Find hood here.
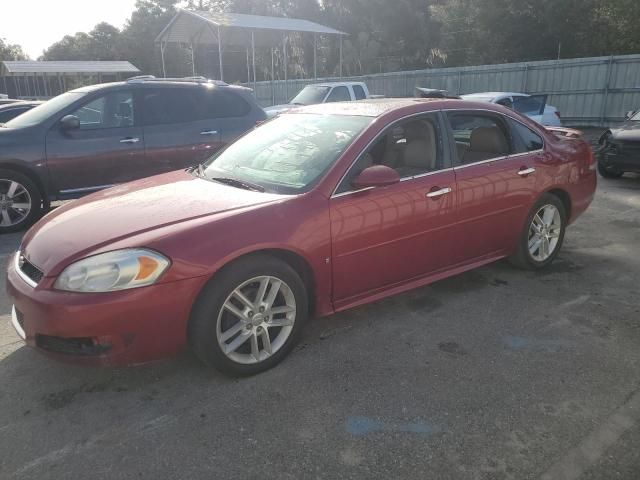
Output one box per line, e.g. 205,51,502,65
610,122,640,141
22,170,284,275
264,104,298,117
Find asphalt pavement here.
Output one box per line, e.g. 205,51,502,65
1,174,639,480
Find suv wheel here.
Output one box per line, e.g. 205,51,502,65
0,169,43,233
597,161,624,179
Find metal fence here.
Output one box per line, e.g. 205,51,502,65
248,54,640,127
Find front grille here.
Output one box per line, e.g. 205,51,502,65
36,334,111,356
19,255,44,285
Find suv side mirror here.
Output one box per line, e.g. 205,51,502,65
60,115,80,131
352,165,400,190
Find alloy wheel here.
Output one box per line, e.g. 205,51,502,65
0,179,32,227
216,275,296,365
528,204,562,262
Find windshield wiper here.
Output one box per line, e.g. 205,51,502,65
210,176,265,192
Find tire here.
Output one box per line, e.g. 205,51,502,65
509,193,567,270
597,161,624,179
188,254,308,376
0,168,43,234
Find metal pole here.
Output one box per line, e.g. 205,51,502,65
283,34,288,100
160,42,167,78
457,70,462,95
271,47,275,105
314,33,317,79
217,26,224,81
58,75,63,95
251,30,256,91
191,42,196,76
2,75,7,96
339,35,343,78
522,64,529,92
246,48,250,83
601,56,615,126
44,74,49,98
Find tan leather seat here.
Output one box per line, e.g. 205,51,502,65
463,126,509,163
396,121,437,177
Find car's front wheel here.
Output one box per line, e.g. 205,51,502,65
0,169,43,234
510,193,567,270
189,255,308,375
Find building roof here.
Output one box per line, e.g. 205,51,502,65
1,61,140,76
157,9,346,47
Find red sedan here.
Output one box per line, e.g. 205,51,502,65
7,99,596,375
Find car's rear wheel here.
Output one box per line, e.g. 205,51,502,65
597,161,624,179
0,169,43,234
189,255,308,375
510,193,567,270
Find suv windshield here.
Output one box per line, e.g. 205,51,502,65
203,113,372,194
289,86,331,105
4,92,86,128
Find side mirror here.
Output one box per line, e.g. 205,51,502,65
352,165,400,190
60,115,80,131
626,111,635,120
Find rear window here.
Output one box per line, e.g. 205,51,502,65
142,88,202,125
204,90,251,118
352,85,366,100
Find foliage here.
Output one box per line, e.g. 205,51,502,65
0,38,28,62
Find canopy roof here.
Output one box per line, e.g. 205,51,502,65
1,61,140,76
157,9,346,47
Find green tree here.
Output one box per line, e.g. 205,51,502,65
0,38,29,61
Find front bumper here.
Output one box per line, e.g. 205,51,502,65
7,254,208,366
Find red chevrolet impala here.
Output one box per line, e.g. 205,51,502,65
7,99,596,375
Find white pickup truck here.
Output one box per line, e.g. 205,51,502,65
264,82,379,117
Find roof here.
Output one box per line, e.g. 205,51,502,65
157,9,346,47
288,98,456,117
1,61,140,76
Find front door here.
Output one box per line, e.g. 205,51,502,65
46,89,146,195
330,113,457,306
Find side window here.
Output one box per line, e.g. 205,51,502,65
512,95,547,116
203,90,251,119
325,86,351,103
447,113,511,165
72,91,134,130
352,85,366,100
141,88,203,125
335,114,443,194
510,120,544,153
497,97,513,109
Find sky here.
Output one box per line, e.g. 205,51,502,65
0,0,139,59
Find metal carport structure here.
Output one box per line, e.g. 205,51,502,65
0,61,140,99
155,9,347,91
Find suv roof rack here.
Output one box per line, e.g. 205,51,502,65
126,75,227,86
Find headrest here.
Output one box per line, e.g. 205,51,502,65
470,126,508,154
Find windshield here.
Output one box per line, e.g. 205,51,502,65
203,113,372,194
289,86,331,105
631,111,640,121
4,92,86,128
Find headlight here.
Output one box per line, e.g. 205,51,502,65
54,249,170,293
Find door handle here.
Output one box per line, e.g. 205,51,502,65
426,187,452,199
200,130,218,136
517,167,536,176
120,137,140,144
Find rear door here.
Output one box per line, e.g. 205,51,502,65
445,111,539,263
140,86,224,173
45,89,147,195
330,112,457,306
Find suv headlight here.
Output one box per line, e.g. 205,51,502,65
54,249,170,293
